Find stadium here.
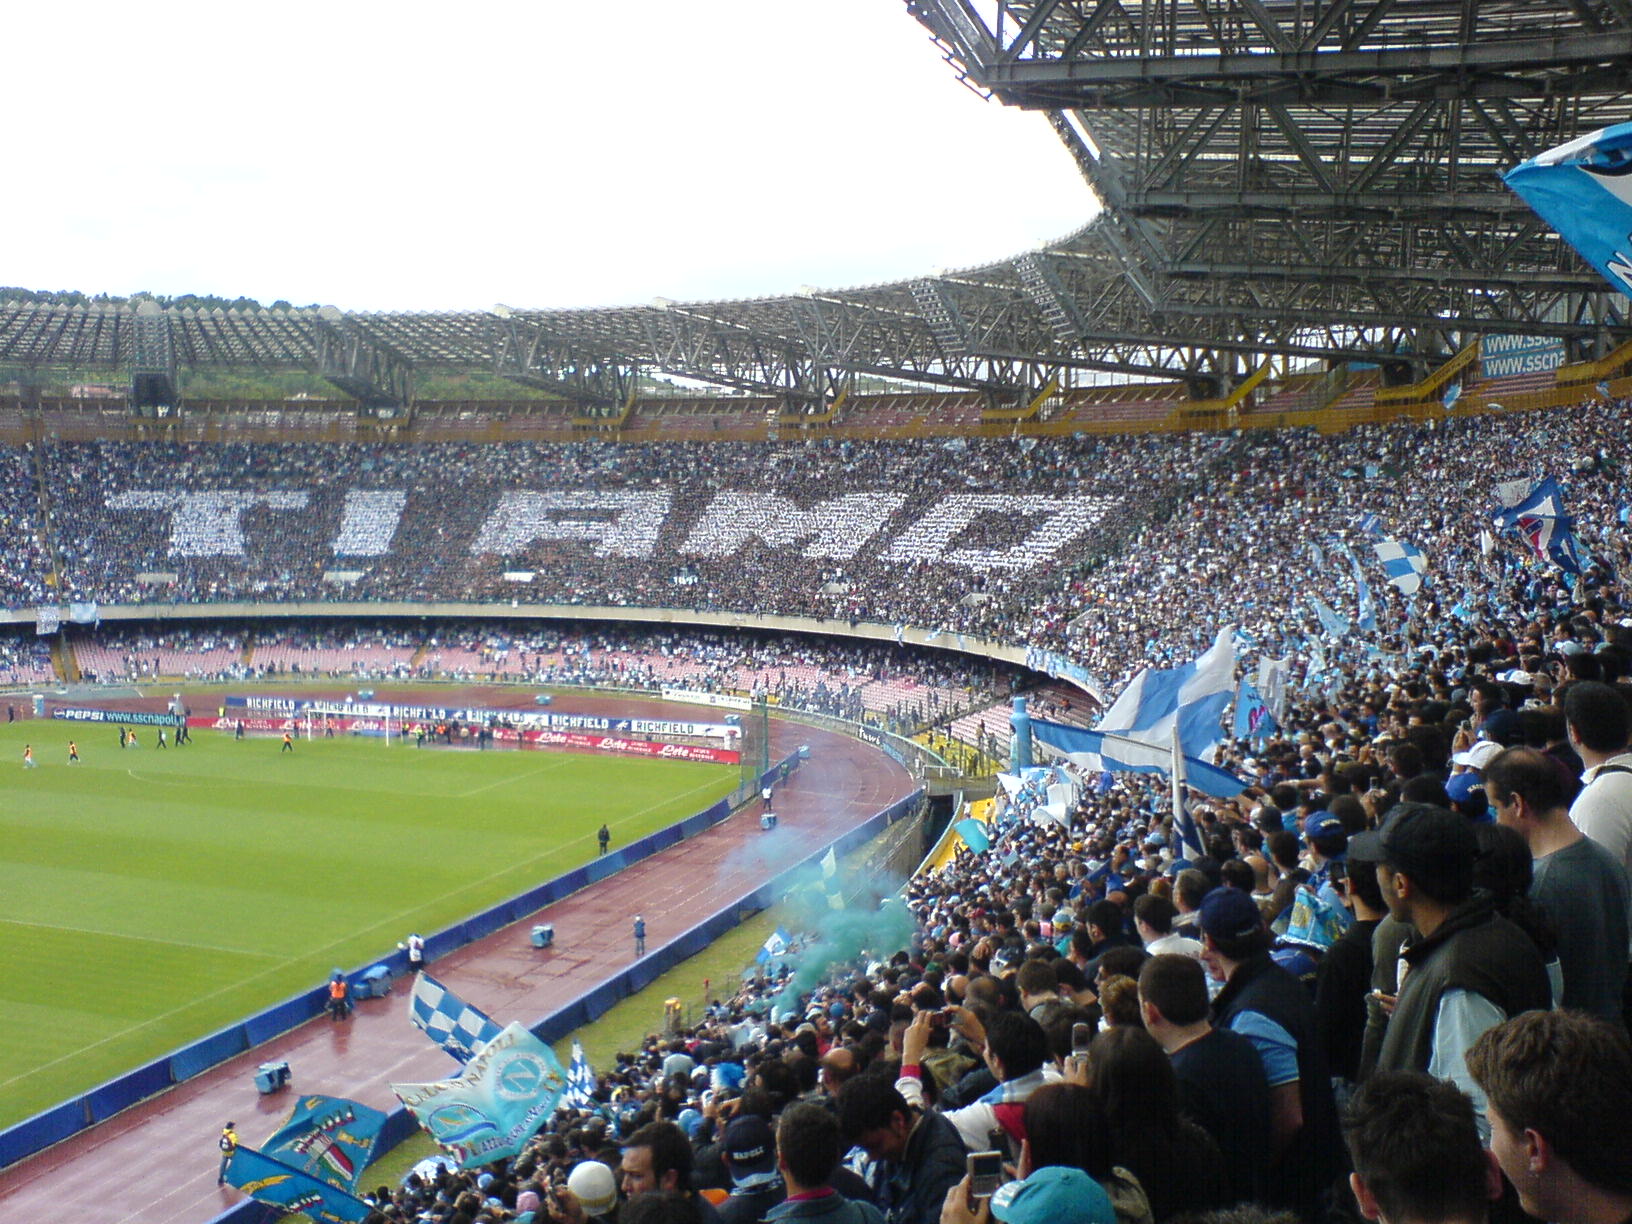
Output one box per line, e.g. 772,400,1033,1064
3,2,1632,1223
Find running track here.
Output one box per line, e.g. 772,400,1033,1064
0,695,915,1224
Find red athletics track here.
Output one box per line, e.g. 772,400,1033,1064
0,688,917,1224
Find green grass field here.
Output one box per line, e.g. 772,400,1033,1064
0,720,738,1131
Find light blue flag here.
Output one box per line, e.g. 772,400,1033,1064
1310,596,1351,640
1442,382,1463,410
1356,512,1382,537
1233,678,1277,745
1341,544,1378,632
225,1145,373,1223
1031,719,1246,800
392,1022,569,1168
1599,379,1614,399
1308,539,1327,570
68,601,99,624
409,973,505,1065
260,1094,387,1192
755,926,792,965
1094,627,1235,760
1506,122,1632,300
954,818,991,854
563,1039,597,1109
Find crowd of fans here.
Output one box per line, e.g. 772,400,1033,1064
9,402,1632,1223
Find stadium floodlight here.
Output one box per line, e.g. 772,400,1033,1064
491,304,514,319
651,297,676,310
317,305,343,323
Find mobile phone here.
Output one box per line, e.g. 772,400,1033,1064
1071,1022,1092,1056
967,1151,1004,1200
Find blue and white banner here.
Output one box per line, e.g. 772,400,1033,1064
261,1095,387,1191
393,1022,569,1168
409,974,505,1064
563,1039,597,1109
67,601,100,625
34,606,60,636
1023,646,1107,703
1031,719,1246,800
1340,544,1378,633
1479,335,1565,379
755,926,793,965
1490,476,1586,573
1506,122,1632,301
1093,627,1235,761
224,1145,373,1223
51,707,179,726
1373,536,1429,595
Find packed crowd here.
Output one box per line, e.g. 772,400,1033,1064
55,620,1008,736
323,398,1632,1224
0,403,1623,707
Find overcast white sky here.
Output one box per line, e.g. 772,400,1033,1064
1,1,1098,312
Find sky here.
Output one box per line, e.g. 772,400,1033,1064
1,1,1099,312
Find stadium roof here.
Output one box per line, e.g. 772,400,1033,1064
4,0,1631,409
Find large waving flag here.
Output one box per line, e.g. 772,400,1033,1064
393,1022,569,1168
1094,627,1235,760
409,974,505,1064
1030,720,1246,800
1491,476,1586,573
563,1039,597,1109
224,1145,373,1223
1506,123,1632,300
260,1095,387,1192
1373,536,1428,595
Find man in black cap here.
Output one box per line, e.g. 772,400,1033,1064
1372,804,1551,1136
1199,886,1342,1219
719,1113,786,1224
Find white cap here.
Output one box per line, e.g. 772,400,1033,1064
1451,739,1503,770
569,1161,618,1216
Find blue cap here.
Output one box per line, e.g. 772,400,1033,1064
1197,887,1264,943
1303,814,1346,841
991,1167,1115,1224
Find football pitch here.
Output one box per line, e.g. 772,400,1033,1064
0,720,739,1131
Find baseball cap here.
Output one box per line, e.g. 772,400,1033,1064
568,1161,618,1216
1478,709,1523,746
1302,814,1346,841
1446,771,1485,805
991,1166,1115,1224
1197,888,1263,942
1347,830,1385,865
1450,739,1503,770
723,1114,778,1185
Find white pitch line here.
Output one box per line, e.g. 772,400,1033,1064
0,916,283,959
454,757,571,798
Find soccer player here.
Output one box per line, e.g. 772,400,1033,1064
22,744,36,768
67,740,79,764
281,730,294,753
156,727,167,748
217,1120,239,1185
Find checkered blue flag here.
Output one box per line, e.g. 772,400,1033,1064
563,1039,596,1109
408,973,504,1064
